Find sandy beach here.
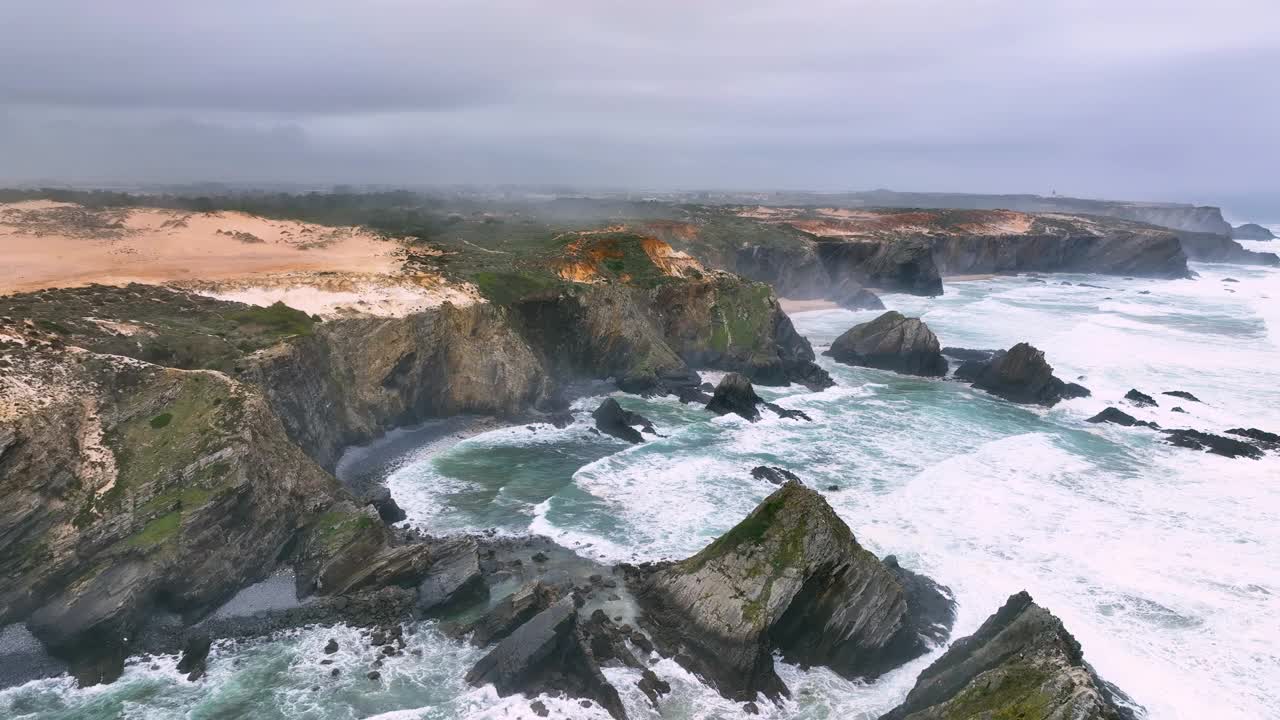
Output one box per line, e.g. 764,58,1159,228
778,297,841,313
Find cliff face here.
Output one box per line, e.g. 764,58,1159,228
662,209,1192,302
242,303,548,469
0,349,347,683
1174,230,1280,266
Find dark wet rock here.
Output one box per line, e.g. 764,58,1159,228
825,311,948,377
1172,406,1186,413
363,485,407,524
675,385,713,404
637,668,671,704
323,638,339,654
1162,390,1201,402
744,701,761,715
529,700,549,717
367,670,381,681
763,402,812,421
417,538,485,613
1162,429,1263,459
705,373,764,421
462,581,563,647
1231,223,1276,241
1223,278,1239,283
956,343,1090,406
1124,389,1157,407
465,596,637,720
629,481,955,702
941,347,997,363
1225,428,1280,450
838,288,887,311
878,591,1137,720
176,633,212,682
592,398,656,444
1087,407,1159,430
531,551,549,563
750,466,801,485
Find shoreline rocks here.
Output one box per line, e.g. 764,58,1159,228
628,481,955,702
1230,223,1276,241
825,311,948,377
1124,389,1157,407
1162,429,1263,459
592,398,657,443
1087,407,1159,429
705,373,811,422
955,343,1090,406
878,591,1137,720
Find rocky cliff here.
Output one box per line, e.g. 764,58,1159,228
1174,230,1279,266
879,591,1136,720
1232,223,1275,241
0,344,351,684
629,481,954,701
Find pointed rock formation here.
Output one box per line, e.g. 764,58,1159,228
879,591,1137,720
629,481,954,702
706,372,765,420
592,398,656,443
825,311,948,377
955,343,1090,406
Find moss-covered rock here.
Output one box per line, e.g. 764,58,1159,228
630,481,954,701
879,591,1138,720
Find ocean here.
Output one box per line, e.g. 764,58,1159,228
5,250,1279,719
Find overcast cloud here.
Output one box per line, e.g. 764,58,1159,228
1,0,1277,201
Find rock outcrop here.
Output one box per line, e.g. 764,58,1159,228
879,591,1136,720
1161,429,1263,459
1123,389,1157,408
825,311,948,377
954,343,1090,406
1175,231,1279,266
629,481,954,701
1225,427,1280,450
705,373,811,422
592,398,656,443
1087,408,1158,429
465,597,653,720
706,373,766,421
1162,390,1200,403
1231,223,1275,241
750,466,802,485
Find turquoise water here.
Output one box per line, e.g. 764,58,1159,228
5,259,1280,719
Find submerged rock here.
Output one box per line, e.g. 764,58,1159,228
630,481,954,701
825,311,948,377
1124,389,1158,407
955,343,1090,406
1087,407,1159,429
878,591,1137,720
1162,390,1201,403
1162,429,1263,459
592,398,656,443
750,466,802,485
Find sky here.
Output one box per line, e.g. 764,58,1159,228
1,0,1277,204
